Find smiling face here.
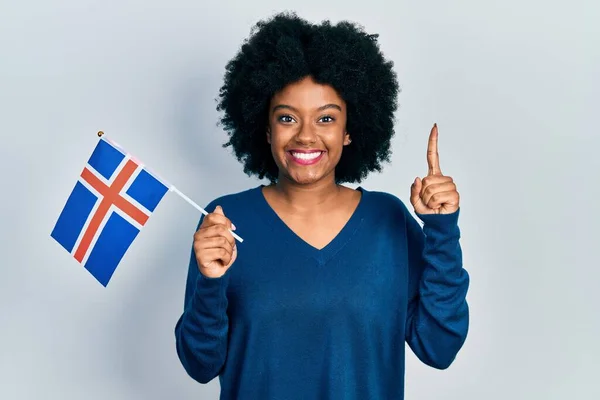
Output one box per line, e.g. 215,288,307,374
267,76,351,186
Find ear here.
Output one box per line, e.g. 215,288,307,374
266,127,271,144
343,132,351,146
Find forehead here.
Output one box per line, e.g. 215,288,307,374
270,76,345,108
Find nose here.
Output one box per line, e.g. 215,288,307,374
295,122,317,145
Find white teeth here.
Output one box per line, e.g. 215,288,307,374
292,152,321,160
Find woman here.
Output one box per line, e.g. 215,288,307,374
174,12,469,400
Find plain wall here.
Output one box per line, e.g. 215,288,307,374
1,0,598,399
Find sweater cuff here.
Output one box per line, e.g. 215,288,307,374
194,270,230,300
416,207,460,232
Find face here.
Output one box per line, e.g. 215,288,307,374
267,75,351,186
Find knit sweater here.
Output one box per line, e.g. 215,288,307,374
174,185,469,399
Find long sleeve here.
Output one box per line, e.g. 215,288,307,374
403,205,470,369
174,236,230,383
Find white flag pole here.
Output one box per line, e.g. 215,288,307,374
169,186,243,243
96,131,243,243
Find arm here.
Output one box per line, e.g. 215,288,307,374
404,205,470,369
174,215,231,383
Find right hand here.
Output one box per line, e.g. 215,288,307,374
193,205,237,278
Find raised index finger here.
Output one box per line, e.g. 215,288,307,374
427,123,442,176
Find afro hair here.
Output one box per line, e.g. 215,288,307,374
216,12,399,184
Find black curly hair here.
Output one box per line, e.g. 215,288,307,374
216,11,399,184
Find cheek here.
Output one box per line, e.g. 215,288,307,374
326,131,347,150
269,128,293,149
270,136,286,153
267,132,291,163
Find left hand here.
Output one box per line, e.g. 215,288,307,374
410,123,460,215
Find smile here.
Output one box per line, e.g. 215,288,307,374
287,151,325,165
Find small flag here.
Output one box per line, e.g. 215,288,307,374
51,137,169,286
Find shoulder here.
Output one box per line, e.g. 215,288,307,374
205,186,260,206
200,185,262,214
356,186,416,230
355,187,420,243
191,186,264,233
360,186,412,216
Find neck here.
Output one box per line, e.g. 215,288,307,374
270,175,342,213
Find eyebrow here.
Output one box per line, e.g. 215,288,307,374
271,103,342,113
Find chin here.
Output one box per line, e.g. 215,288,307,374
285,174,318,185
293,177,320,185
282,168,331,186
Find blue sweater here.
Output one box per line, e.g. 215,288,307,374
174,185,469,399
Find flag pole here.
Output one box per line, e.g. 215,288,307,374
169,186,244,243
97,130,243,243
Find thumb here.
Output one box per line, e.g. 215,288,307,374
213,205,224,215
410,177,428,213
410,177,421,204
213,205,236,230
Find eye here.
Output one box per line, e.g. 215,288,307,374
319,115,335,123
277,115,296,124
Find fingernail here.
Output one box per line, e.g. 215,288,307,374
232,223,237,231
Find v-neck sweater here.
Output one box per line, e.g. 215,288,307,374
174,185,470,400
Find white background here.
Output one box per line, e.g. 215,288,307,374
1,0,598,399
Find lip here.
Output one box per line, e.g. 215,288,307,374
286,149,325,166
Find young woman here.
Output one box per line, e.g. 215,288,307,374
174,12,469,400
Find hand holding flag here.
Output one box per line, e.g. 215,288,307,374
193,205,238,278
50,133,242,287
